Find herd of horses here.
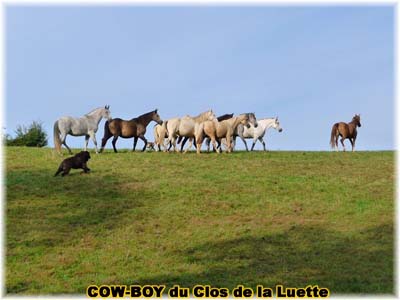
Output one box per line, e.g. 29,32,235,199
53,106,361,154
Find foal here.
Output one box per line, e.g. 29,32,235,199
330,114,361,152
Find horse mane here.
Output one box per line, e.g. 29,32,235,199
131,110,156,121
84,107,104,117
194,110,212,119
217,113,234,121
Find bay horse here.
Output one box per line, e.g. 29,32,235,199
233,117,283,151
53,105,111,154
330,114,361,152
195,114,250,154
100,109,162,153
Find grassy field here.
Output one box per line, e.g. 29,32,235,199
5,147,394,295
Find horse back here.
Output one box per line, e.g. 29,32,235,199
337,122,351,137
57,116,88,135
108,118,138,137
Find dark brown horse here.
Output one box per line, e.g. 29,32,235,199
330,114,361,152
100,109,162,153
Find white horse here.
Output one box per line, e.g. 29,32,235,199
162,110,216,152
233,117,283,151
54,106,112,154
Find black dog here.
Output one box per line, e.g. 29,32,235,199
54,151,91,177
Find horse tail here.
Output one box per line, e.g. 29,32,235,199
53,120,62,153
153,124,161,145
330,123,339,148
162,120,168,130
104,120,111,136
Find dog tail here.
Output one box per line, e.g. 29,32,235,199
53,120,62,153
330,123,339,149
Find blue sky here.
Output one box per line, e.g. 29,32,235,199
6,5,394,151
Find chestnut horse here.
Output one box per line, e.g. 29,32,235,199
100,109,162,153
330,114,361,152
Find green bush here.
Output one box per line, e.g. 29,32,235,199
6,121,48,147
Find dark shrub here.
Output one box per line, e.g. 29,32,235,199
6,121,48,147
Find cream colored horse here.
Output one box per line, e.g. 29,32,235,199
195,114,250,154
162,110,216,152
153,123,168,151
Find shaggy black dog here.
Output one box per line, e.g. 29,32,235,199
54,151,91,177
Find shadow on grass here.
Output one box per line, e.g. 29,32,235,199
135,224,393,295
6,168,153,249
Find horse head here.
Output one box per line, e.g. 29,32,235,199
103,105,112,121
247,113,258,128
208,110,217,121
353,114,361,127
274,116,283,132
152,109,163,125
240,114,250,127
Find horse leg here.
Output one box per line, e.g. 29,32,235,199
89,131,99,154
335,133,339,152
196,136,204,154
340,137,346,152
212,138,220,154
133,137,139,151
205,137,211,152
84,135,90,151
100,132,112,153
259,137,266,151
226,135,233,153
251,138,257,151
139,135,147,152
112,136,119,153
240,135,249,151
60,133,73,154
172,136,179,152
351,138,355,152
232,136,236,151
184,138,193,153
180,137,188,152
216,139,222,152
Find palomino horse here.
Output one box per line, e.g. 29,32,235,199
207,113,258,152
179,113,234,152
54,105,111,154
153,121,174,152
330,114,361,152
233,117,283,151
195,114,250,154
162,110,216,152
100,109,162,153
